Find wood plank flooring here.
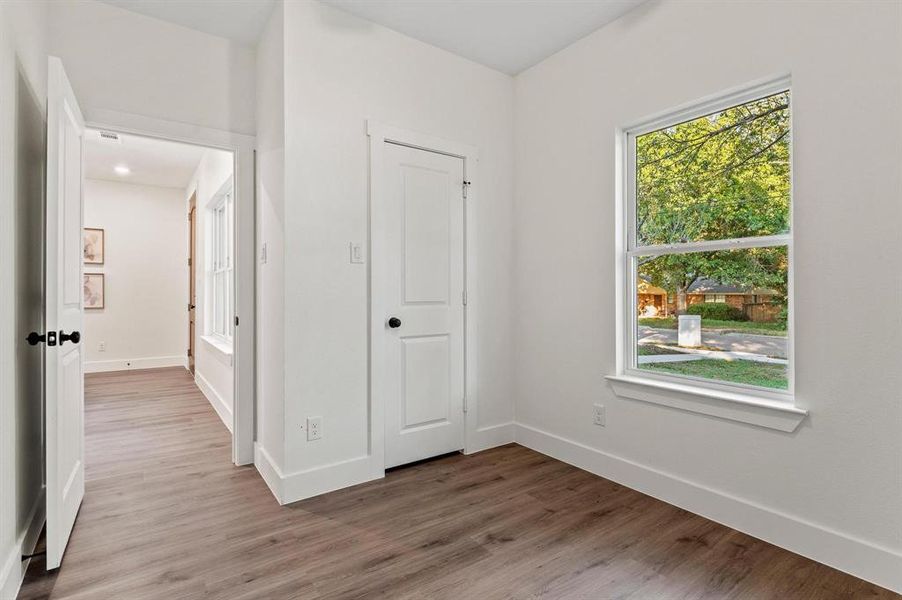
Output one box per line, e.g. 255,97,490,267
19,367,897,599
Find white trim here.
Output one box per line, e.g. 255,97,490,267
257,442,383,506
281,456,382,505
606,375,806,432
616,76,796,403
0,488,45,600
201,335,234,367
253,442,284,504
84,355,187,373
195,371,233,433
514,424,902,594
366,120,481,475
463,422,515,454
85,108,255,465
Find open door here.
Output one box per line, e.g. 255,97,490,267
45,56,86,570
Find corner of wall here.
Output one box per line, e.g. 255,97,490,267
0,488,45,600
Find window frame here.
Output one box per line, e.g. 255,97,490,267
208,179,234,344
617,76,795,403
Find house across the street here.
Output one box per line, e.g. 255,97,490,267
638,277,780,322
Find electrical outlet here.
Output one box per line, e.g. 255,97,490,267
593,404,605,427
98,341,105,352
307,416,323,441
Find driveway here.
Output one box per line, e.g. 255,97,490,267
639,326,787,359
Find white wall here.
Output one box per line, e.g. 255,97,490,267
0,1,47,596
255,2,285,470
513,0,902,591
252,0,516,499
47,0,256,135
82,179,187,372
187,149,235,430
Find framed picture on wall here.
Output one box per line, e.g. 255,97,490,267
84,273,104,309
84,227,104,264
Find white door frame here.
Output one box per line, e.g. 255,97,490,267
366,120,479,475
85,108,256,466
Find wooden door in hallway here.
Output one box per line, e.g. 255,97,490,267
188,193,196,374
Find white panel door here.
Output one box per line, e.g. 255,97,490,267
45,57,86,570
383,143,465,469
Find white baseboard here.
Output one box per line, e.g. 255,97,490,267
267,422,513,506
254,443,383,506
514,423,902,594
254,442,284,504
195,371,233,433
84,355,186,373
0,487,45,600
466,421,515,454
280,455,381,505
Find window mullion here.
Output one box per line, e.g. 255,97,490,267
628,234,791,258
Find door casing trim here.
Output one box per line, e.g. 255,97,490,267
366,120,479,477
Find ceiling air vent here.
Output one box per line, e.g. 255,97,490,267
98,131,121,144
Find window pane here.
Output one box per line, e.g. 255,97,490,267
636,91,790,245
636,246,788,390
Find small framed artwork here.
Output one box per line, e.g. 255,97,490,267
84,228,104,264
84,273,104,309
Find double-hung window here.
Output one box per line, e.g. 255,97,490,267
621,80,792,399
209,182,234,342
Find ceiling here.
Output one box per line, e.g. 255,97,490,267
97,0,276,45
84,130,209,189
98,0,646,75
320,0,648,75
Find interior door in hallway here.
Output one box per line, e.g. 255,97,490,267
45,56,86,570
382,142,465,469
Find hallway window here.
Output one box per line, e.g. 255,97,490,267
210,182,233,341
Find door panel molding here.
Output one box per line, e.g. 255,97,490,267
367,121,480,476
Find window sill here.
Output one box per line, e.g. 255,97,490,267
201,335,233,367
605,375,807,432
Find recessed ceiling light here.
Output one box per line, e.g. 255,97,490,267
114,164,130,176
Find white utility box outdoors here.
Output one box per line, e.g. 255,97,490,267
678,314,702,347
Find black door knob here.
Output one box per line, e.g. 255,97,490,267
59,330,81,345
388,317,402,329
25,332,45,346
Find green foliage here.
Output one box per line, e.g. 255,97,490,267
636,92,791,307
776,306,789,327
686,302,747,321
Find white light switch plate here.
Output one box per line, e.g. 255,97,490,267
349,242,364,264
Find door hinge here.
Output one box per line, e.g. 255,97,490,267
187,257,192,266
463,395,468,413
462,290,467,306
234,315,239,327
462,180,471,199
187,348,192,357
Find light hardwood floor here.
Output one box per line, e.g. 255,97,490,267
19,367,897,599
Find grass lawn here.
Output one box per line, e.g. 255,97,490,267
638,316,786,337
639,358,787,389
